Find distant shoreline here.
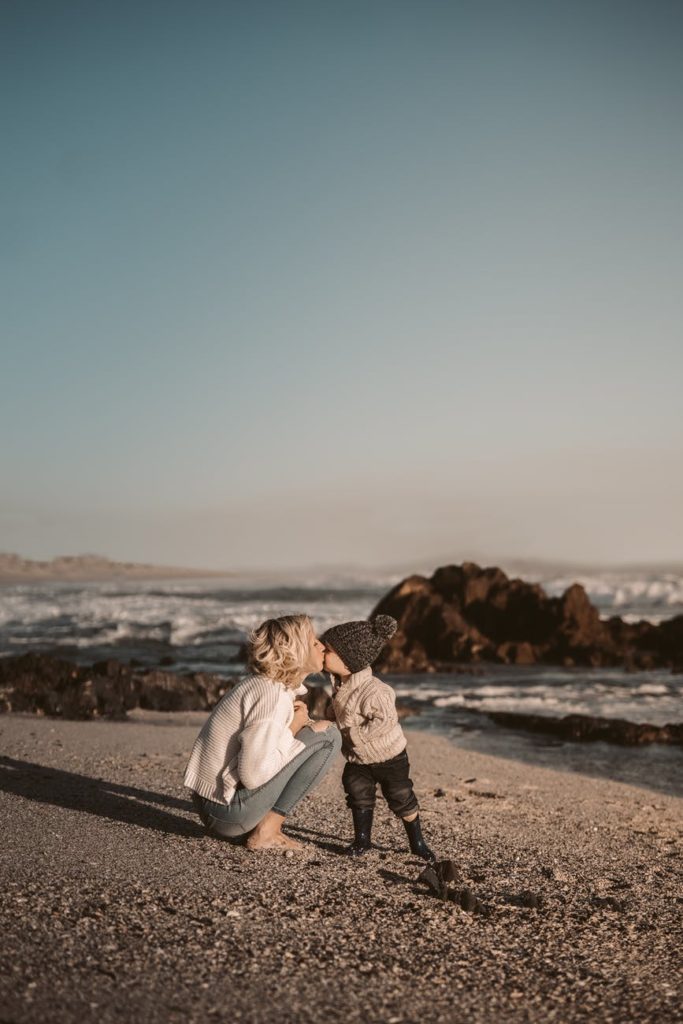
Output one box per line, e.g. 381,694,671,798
0,553,231,584
2,551,683,585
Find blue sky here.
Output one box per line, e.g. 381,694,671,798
2,0,682,570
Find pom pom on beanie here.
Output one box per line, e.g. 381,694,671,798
373,614,397,642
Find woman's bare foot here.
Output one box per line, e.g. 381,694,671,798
245,810,304,852
278,833,303,850
246,832,303,852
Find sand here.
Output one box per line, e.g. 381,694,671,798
0,553,230,583
1,711,682,1024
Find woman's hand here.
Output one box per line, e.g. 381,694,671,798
289,700,311,735
307,720,333,733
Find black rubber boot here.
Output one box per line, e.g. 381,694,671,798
348,808,373,857
403,814,436,862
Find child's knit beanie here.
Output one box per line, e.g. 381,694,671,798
320,615,397,674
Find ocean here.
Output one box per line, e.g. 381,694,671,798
1,567,682,728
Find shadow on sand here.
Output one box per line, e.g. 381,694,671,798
0,756,204,838
285,822,406,856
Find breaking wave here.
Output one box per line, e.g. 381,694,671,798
0,570,681,726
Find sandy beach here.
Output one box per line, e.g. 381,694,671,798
1,712,681,1024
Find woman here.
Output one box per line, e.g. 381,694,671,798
184,614,341,851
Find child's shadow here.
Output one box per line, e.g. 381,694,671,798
285,824,351,855
286,823,397,856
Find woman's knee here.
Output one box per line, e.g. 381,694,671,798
304,724,341,750
208,816,250,840
326,725,342,751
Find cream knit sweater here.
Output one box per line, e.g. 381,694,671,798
183,674,307,804
331,666,406,765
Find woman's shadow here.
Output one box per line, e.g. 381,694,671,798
0,756,204,838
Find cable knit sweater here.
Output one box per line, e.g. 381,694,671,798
331,666,406,765
183,674,307,804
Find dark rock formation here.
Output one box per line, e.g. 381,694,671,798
485,710,683,746
0,653,234,719
372,562,683,672
0,656,417,723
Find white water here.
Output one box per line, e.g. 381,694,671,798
539,571,683,623
1,569,681,726
392,669,682,727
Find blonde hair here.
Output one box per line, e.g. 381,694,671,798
248,614,314,690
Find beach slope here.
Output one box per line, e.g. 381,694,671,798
1,713,681,1024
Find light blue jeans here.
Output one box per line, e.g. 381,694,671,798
192,725,341,839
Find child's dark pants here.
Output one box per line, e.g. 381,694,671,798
342,750,419,817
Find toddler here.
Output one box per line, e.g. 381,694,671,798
321,614,435,861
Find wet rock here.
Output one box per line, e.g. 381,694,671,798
0,653,235,719
497,641,536,665
136,669,231,712
458,887,484,914
485,711,683,747
372,561,683,672
418,859,463,901
459,888,478,912
0,654,132,720
419,865,444,898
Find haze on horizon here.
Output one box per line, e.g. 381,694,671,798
2,1,682,573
